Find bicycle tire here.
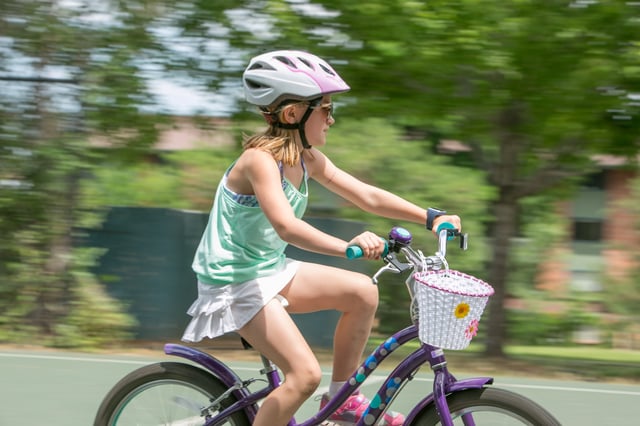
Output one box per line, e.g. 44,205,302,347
409,387,561,425
94,361,251,426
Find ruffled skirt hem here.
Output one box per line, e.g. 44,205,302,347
182,259,299,342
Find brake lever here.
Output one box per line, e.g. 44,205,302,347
437,228,469,256
372,253,412,284
459,233,468,250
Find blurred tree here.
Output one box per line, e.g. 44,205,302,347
190,0,640,356
0,1,167,346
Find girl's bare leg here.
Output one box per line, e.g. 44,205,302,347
238,298,322,426
279,262,378,381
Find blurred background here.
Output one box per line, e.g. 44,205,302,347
1,0,639,379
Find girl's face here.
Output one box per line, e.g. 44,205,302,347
304,96,335,147
283,96,334,149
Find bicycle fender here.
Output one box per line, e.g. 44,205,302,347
404,377,494,423
164,343,254,401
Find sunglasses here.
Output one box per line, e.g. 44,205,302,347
311,102,334,117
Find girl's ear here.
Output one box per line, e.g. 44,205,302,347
284,105,298,124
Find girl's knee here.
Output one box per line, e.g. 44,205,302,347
304,365,323,394
288,363,322,397
353,273,379,309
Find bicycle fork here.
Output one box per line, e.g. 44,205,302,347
404,345,494,426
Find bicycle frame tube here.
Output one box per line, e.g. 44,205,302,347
299,325,419,426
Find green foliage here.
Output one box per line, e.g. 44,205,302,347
83,147,240,211
506,305,600,346
86,163,189,209
1,1,167,347
0,228,45,342
52,248,137,348
0,239,134,347
169,148,242,210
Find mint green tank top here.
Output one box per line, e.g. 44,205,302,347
192,162,308,286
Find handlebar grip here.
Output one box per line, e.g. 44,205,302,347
346,246,364,259
346,240,389,259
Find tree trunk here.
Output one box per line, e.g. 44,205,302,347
483,105,523,357
483,192,519,357
34,169,80,333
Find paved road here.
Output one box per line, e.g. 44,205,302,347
1,348,639,425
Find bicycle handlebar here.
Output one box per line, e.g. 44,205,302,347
346,222,464,260
346,223,468,285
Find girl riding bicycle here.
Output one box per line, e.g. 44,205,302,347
182,49,461,426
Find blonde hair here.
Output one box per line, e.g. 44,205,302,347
242,104,303,166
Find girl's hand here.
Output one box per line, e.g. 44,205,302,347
432,215,462,236
347,231,386,259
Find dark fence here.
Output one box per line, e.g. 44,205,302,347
85,207,366,347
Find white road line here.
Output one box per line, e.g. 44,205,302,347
498,382,640,396
0,352,152,365
406,376,640,396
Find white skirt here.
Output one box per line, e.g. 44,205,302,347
182,259,300,342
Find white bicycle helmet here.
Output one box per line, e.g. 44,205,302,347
243,50,350,108
242,50,350,149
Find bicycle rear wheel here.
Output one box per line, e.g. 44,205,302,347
409,387,561,425
94,362,251,426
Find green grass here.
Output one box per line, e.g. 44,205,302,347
506,345,640,363
503,345,640,381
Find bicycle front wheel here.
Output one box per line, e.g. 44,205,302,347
94,362,251,426
410,387,561,425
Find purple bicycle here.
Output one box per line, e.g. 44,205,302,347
94,226,561,425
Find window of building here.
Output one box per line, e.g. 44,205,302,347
580,170,606,190
573,220,603,242
569,173,607,292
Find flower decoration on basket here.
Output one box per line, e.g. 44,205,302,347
465,319,479,340
454,302,470,319
414,269,494,350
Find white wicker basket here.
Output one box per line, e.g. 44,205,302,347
415,269,494,350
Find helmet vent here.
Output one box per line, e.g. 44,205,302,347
248,62,275,71
297,56,313,70
244,78,263,89
275,55,296,68
319,63,336,76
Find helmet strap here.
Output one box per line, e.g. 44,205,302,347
274,98,321,150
